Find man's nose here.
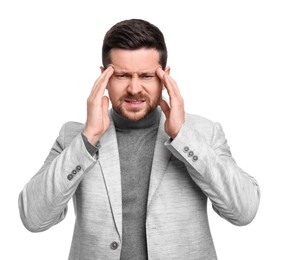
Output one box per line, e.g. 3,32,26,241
127,76,142,94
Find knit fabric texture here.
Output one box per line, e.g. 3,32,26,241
111,108,161,260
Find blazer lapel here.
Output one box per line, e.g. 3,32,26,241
98,116,122,239
147,113,171,209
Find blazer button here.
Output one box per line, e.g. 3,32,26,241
110,241,119,250
76,165,82,171
67,174,73,180
192,155,198,162
72,170,77,175
188,151,194,157
183,146,189,153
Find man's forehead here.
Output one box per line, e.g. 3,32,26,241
109,48,161,72
111,65,159,74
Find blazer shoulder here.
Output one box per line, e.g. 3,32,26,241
63,121,84,132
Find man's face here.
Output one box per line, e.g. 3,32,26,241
106,48,167,121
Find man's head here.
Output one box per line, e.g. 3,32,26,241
102,19,169,121
102,19,167,69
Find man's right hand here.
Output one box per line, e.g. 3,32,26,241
83,66,114,145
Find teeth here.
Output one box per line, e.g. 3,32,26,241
127,100,143,103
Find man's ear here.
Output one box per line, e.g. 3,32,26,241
165,66,170,75
100,66,105,74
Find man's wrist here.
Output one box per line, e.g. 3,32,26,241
81,133,101,156
82,129,101,146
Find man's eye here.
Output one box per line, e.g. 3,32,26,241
116,74,129,79
141,75,154,80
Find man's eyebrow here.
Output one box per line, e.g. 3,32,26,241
139,72,155,75
113,71,132,77
113,69,156,76
115,71,155,74
113,69,129,74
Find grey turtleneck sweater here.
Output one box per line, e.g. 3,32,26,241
111,108,161,260
82,108,161,259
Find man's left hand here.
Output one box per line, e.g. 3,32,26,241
157,67,185,139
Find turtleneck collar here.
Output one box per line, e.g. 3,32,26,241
111,107,161,130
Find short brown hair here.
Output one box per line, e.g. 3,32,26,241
102,19,167,69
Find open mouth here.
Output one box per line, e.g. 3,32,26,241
123,98,146,109
124,99,145,104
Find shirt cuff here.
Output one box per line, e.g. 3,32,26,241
81,133,101,157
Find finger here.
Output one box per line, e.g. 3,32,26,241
89,66,114,100
163,74,182,98
90,66,113,97
156,67,166,82
156,67,170,92
159,98,170,119
102,96,109,114
156,67,180,97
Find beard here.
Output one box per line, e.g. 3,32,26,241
112,93,161,121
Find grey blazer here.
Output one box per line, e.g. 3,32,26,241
19,111,260,260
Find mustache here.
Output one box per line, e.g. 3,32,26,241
120,93,148,100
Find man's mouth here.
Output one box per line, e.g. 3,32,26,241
122,98,147,110
124,99,145,104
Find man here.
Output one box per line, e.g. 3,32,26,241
19,19,260,260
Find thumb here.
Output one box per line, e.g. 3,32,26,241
159,98,170,119
102,96,109,113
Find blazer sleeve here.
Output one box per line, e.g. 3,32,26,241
18,122,97,232
165,121,260,226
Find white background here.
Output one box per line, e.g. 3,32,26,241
1,0,281,259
